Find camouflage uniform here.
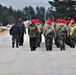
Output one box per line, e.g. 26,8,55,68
18,22,26,46
43,24,55,51
54,23,61,47
28,24,38,51
68,23,76,48
56,24,69,50
36,23,43,47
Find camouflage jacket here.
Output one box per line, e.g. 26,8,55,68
57,24,69,37
36,24,43,34
43,25,55,37
18,22,26,33
28,24,38,38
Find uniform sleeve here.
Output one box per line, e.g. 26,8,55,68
52,26,56,39
43,26,46,36
9,26,13,35
35,25,39,35
22,23,26,34
65,25,69,37
40,24,43,34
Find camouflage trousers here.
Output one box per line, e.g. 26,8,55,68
69,35,75,48
58,32,66,50
55,31,66,50
45,33,53,51
36,34,42,47
12,35,20,47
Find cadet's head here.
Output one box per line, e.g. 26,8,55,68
47,21,52,25
47,18,52,22
18,18,22,23
59,19,66,25
71,21,75,26
31,19,36,24
36,19,41,24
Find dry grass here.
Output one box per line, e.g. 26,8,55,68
0,29,9,36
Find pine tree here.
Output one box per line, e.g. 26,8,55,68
48,0,76,19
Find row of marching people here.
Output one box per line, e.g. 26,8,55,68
54,18,76,50
43,17,76,51
28,18,56,51
9,17,76,51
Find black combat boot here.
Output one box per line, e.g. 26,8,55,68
12,43,14,48
49,47,52,51
46,47,49,51
37,45,40,47
63,46,65,50
60,46,63,51
16,45,19,48
31,48,33,51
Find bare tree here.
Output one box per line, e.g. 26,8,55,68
7,16,15,24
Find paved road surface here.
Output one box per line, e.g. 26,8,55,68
0,30,76,75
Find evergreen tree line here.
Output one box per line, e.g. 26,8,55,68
0,0,76,25
0,4,46,26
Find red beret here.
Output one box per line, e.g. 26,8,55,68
31,19,36,24
47,21,52,25
18,18,22,21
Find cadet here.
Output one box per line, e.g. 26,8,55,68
56,19,69,50
28,19,38,51
18,18,26,46
43,19,55,51
36,19,43,47
68,19,75,48
54,18,61,47
9,22,21,48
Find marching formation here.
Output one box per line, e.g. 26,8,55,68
9,17,76,51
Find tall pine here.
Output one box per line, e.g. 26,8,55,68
48,0,76,20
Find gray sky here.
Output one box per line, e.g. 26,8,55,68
0,0,53,10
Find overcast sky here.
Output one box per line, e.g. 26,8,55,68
0,0,53,10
